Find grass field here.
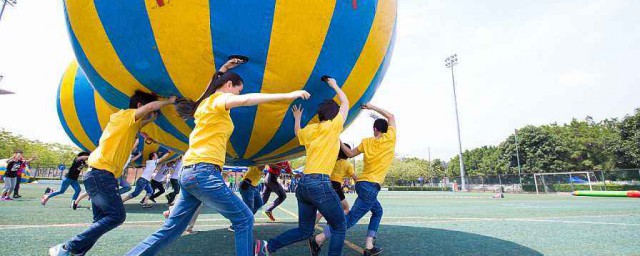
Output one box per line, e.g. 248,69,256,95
1,183,639,255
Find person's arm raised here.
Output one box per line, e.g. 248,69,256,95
322,76,349,119
225,90,310,110
362,103,395,128
292,105,304,136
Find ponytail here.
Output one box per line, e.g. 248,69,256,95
174,71,244,120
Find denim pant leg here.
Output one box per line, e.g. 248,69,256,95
367,199,383,238
129,178,148,198
253,187,264,213
267,182,316,253
70,179,82,201
66,170,126,255
240,186,255,214
48,178,71,198
315,181,346,256
193,166,254,256
126,174,202,256
323,182,377,239
118,176,132,195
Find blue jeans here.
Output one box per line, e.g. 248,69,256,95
48,177,82,200
239,184,263,214
127,163,254,256
267,174,346,256
65,169,126,254
118,175,132,195
323,181,383,239
129,178,152,198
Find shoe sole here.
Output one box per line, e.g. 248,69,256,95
367,249,384,256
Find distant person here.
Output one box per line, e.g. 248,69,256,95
165,158,183,205
262,161,293,221
2,150,30,200
149,162,171,203
48,90,176,256
41,152,90,207
311,103,396,256
122,151,172,208
13,153,35,198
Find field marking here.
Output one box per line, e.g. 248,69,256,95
277,206,365,254
2,214,637,230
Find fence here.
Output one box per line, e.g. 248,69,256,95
387,169,640,193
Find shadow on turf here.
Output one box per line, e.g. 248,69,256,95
158,224,542,256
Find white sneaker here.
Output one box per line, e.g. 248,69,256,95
49,244,70,256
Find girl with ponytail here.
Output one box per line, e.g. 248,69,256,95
128,56,310,256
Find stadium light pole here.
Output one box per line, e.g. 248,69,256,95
445,54,467,191
514,129,523,188
0,0,17,22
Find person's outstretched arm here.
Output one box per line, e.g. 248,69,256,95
362,103,395,127
340,141,361,158
157,151,173,163
225,90,310,110
135,96,177,121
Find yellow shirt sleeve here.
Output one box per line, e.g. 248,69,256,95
347,162,355,177
297,126,310,145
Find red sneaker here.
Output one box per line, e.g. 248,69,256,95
264,211,276,222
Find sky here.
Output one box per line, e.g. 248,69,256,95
1,0,639,161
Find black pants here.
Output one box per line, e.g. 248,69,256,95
165,178,180,204
149,180,165,200
262,173,287,212
14,174,21,196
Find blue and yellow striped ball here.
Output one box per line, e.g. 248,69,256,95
63,0,397,166
57,62,180,166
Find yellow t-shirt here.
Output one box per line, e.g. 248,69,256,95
357,126,397,184
297,114,345,175
243,166,263,187
183,92,234,167
88,109,142,178
330,159,355,184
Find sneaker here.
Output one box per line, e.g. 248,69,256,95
4,197,13,201
254,240,270,256
227,225,235,232
363,246,383,256
264,211,276,222
41,195,49,206
308,237,321,256
72,201,79,210
44,187,52,194
13,194,21,198
142,203,154,208
163,210,170,219
48,244,70,256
